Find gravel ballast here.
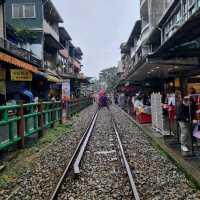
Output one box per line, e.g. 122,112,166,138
2,104,200,200
111,105,200,200
58,107,132,200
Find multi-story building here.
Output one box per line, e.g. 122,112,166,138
137,0,172,58
0,0,85,100
120,0,200,94
58,27,83,97
0,0,47,101
5,0,63,68
58,27,73,78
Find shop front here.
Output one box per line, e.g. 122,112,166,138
0,51,39,104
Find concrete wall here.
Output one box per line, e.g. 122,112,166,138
149,0,172,28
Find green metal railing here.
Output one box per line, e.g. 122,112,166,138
0,98,93,151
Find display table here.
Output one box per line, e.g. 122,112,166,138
136,112,152,124
135,106,152,124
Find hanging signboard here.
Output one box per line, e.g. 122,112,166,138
0,69,6,80
10,69,32,81
0,81,6,95
175,78,180,87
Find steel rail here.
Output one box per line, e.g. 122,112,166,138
111,114,140,200
74,111,98,173
49,110,98,200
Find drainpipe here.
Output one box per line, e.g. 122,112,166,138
157,27,163,45
41,0,48,68
2,0,6,39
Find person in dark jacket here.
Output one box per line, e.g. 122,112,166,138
98,90,109,109
0,94,6,106
176,93,193,154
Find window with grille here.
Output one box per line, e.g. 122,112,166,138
12,3,36,18
12,4,23,18
24,4,35,18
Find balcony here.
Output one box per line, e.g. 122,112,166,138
44,52,58,72
59,48,69,59
44,19,59,42
0,37,41,66
73,58,81,71
140,23,151,43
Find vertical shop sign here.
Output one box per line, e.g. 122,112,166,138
61,80,71,123
62,80,70,101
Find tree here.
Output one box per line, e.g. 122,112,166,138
91,79,101,94
99,67,118,93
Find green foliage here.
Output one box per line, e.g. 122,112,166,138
15,28,38,44
0,122,73,190
91,79,101,94
99,67,118,93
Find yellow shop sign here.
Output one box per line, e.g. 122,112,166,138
11,69,32,81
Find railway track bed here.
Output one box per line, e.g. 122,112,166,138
52,107,139,200
5,105,199,200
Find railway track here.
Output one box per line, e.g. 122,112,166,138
50,108,140,200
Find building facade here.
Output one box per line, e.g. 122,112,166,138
0,0,85,101
119,0,200,94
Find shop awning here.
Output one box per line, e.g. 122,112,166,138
47,75,62,83
0,52,38,73
36,70,63,83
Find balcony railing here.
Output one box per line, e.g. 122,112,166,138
44,19,59,42
0,37,42,67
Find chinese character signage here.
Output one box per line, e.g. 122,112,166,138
10,69,32,81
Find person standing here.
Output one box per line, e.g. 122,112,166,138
176,93,193,155
118,93,125,108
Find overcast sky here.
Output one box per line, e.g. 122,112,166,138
55,0,140,78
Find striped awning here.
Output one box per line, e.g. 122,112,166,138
36,71,62,83
47,75,62,83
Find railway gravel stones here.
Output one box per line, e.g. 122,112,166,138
111,105,199,200
1,105,96,200
58,107,133,200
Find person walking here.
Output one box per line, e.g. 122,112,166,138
118,93,125,108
